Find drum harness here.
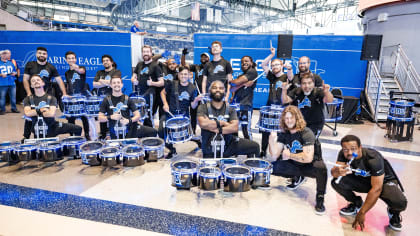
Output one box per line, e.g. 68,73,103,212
107,95,129,139
207,102,230,159
30,95,51,139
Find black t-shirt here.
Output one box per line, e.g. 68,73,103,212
233,68,258,108
288,87,325,125
203,59,233,89
337,148,397,182
23,93,57,126
133,61,162,95
291,73,323,89
99,94,137,129
24,61,59,91
65,66,86,95
164,80,197,116
190,64,205,93
93,69,121,96
266,71,288,105
162,64,178,83
277,127,315,162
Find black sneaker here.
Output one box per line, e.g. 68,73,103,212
339,200,363,216
286,176,306,190
315,194,326,215
260,151,266,158
166,150,177,159
388,208,402,231
11,109,20,113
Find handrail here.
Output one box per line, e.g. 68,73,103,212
365,61,388,121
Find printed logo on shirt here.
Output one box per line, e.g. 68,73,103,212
164,74,173,81
112,102,126,113
217,115,227,122
298,96,311,109
104,75,111,81
213,65,224,74
275,81,282,89
71,73,80,83
141,67,149,75
179,91,190,101
37,101,48,109
198,69,203,76
287,140,303,154
39,69,50,79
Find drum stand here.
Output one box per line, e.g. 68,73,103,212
34,116,48,139
385,118,414,142
211,134,225,158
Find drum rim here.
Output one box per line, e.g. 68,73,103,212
199,166,222,177
326,98,344,105
100,147,120,158
171,160,199,173
141,137,164,149
62,136,86,145
121,144,144,157
223,165,251,178
243,158,272,171
13,144,37,151
80,141,104,154
39,141,62,150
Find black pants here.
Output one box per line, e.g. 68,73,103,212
272,159,328,195
23,119,32,139
110,123,157,140
239,109,252,140
99,122,108,139
158,114,176,153
307,122,324,136
31,122,82,138
67,116,90,138
190,106,198,134
331,175,407,214
203,137,260,158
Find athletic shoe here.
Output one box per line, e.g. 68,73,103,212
339,198,363,216
166,149,177,159
286,176,306,190
11,109,20,113
315,194,326,215
388,208,402,231
260,151,266,158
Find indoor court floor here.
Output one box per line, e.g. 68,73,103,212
0,105,419,236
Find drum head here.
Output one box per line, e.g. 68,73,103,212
219,158,237,166
40,141,61,149
0,141,18,150
199,166,221,177
80,141,103,153
224,165,251,178
166,117,190,128
63,136,86,144
243,159,271,171
86,96,102,102
141,138,164,147
14,144,37,151
101,147,119,158
122,145,144,155
172,160,198,171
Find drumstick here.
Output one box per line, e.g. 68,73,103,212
270,40,273,49
335,152,357,184
252,72,266,82
326,160,369,177
195,80,201,95
167,110,175,118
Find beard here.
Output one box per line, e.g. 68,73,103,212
210,92,225,102
37,56,46,62
143,55,151,61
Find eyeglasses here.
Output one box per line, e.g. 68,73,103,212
271,64,282,67
342,147,358,153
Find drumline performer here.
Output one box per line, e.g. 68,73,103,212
159,66,203,159
291,56,324,89
268,105,327,215
98,75,157,140
23,75,81,138
197,80,260,158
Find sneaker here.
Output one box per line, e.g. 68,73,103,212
339,199,363,216
11,109,20,113
388,208,402,231
315,194,326,215
165,150,177,159
260,151,266,158
286,176,306,190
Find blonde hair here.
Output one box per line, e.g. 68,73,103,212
280,105,306,132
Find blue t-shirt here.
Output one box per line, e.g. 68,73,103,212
130,25,144,33
0,60,17,86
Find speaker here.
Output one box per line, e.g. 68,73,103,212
277,34,293,59
361,34,382,61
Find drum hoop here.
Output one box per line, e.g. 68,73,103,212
199,166,221,177
326,99,344,105
14,144,37,151
141,138,164,149
121,145,144,156
63,136,86,145
171,160,199,173
39,142,62,150
80,141,103,154
223,165,251,178
243,158,272,171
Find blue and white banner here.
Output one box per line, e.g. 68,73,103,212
194,34,368,108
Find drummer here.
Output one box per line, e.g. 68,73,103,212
259,45,293,157
98,75,157,140
291,56,324,89
197,80,260,158
23,75,82,137
159,66,203,159
230,55,258,140
268,105,327,215
64,51,90,140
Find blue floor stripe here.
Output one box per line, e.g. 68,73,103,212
0,182,303,236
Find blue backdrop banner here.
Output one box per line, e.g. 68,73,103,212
194,34,367,108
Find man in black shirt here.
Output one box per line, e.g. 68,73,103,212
22,47,68,140
98,76,157,140
282,72,334,135
291,56,324,89
231,56,258,140
93,55,121,140
331,135,407,231
159,66,203,158
131,45,164,127
197,80,259,158
23,75,81,138
268,105,327,215
64,51,91,140
202,41,233,102
259,46,293,156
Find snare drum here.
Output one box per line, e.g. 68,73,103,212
202,93,211,103
100,146,120,167
84,96,103,117
198,166,222,190
121,145,145,167
325,98,343,122
62,136,86,158
230,103,240,112
165,116,193,144
388,98,415,122
257,105,284,132
13,144,38,162
243,158,272,187
218,158,237,168
62,94,86,117
129,94,148,120
140,137,165,162
0,141,18,162
38,141,63,162
222,165,252,192
80,141,104,166
171,160,199,189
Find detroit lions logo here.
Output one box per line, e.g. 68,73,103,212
275,81,282,89
198,69,203,76
39,69,49,78
104,75,111,81
164,74,173,81
71,73,80,83
217,115,227,122
179,91,190,101
37,101,48,109
112,102,126,113
213,65,224,74
298,96,311,109
287,140,303,154
141,67,149,75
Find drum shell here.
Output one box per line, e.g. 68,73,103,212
257,106,283,132
80,141,104,166
84,96,102,117
100,147,121,167
223,166,252,192
141,138,164,162
38,143,63,162
0,149,13,162
62,137,86,158
13,145,38,162
122,154,145,167
388,98,415,121
63,95,86,117
325,98,343,122
198,167,221,191
171,172,198,189
81,153,101,166
243,159,272,187
166,117,192,144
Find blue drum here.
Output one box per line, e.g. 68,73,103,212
218,158,237,169
84,96,103,117
0,141,18,162
129,94,148,120
100,146,120,167
165,116,193,144
222,165,252,192
62,136,86,158
230,103,240,112
38,141,63,162
171,160,199,189
257,105,284,132
325,98,344,122
140,137,165,162
80,141,104,166
198,166,222,190
242,158,272,187
62,94,86,117
13,144,38,162
121,145,145,167
388,98,415,122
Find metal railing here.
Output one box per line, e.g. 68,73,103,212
366,61,388,121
